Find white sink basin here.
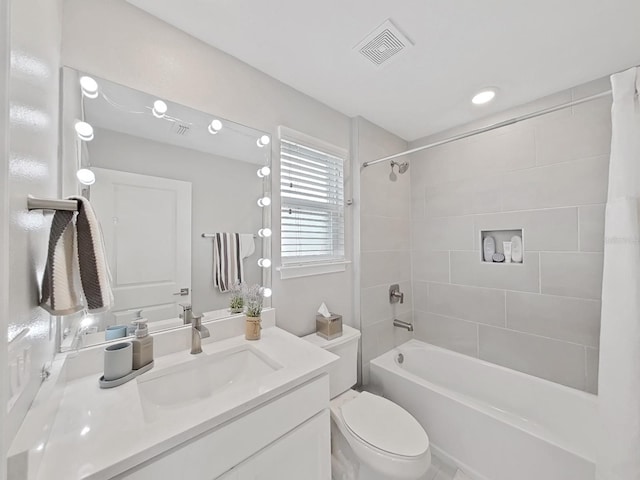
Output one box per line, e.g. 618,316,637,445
137,345,281,419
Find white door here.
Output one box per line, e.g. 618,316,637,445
90,167,192,322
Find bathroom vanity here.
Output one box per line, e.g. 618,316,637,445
10,313,336,480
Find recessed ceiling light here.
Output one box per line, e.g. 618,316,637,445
472,89,496,105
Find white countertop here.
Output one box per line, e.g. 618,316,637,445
27,326,336,480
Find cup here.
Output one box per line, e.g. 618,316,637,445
105,325,128,341
103,342,133,381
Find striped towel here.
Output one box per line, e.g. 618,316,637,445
213,233,243,293
40,196,113,315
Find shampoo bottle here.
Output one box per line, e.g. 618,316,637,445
132,318,154,370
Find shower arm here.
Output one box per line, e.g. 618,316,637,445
362,90,612,168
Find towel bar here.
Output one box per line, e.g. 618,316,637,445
27,196,78,212
202,233,257,238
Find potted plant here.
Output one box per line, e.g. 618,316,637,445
244,284,263,340
229,282,244,314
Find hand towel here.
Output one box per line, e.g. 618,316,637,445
213,233,243,293
239,233,255,259
40,209,83,315
71,196,113,312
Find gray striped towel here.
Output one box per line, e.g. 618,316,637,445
40,196,113,315
213,233,243,293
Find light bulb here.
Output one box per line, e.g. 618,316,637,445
76,168,96,185
257,196,271,207
258,258,272,268
258,228,272,238
472,89,496,105
79,76,99,99
75,121,94,141
261,287,272,298
152,100,168,118
256,135,271,148
257,166,271,178
208,119,222,134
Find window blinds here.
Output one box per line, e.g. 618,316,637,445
280,137,345,264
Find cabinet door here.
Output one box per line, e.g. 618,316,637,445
219,410,330,480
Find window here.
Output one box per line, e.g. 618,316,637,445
280,128,346,267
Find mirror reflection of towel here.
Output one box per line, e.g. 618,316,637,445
213,233,242,293
239,234,255,259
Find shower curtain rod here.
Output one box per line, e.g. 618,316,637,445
362,90,612,168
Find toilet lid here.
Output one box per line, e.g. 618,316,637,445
341,392,429,457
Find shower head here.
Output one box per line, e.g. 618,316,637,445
389,160,409,181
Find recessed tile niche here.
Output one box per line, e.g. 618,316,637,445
480,229,524,264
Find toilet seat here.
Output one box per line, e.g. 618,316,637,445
340,391,429,458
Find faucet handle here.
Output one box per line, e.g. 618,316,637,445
192,314,203,328
179,303,192,311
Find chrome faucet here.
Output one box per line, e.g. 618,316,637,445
180,303,194,325
393,318,414,332
191,314,210,355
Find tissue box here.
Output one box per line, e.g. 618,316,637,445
316,313,343,340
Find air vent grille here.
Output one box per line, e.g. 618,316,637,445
354,19,413,67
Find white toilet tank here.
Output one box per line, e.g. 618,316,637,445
303,325,361,399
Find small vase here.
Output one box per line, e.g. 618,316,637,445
245,316,261,340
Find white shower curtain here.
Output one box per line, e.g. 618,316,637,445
597,66,640,480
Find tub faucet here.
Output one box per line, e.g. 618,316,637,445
393,318,414,332
191,314,210,355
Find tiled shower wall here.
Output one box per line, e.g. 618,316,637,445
410,81,611,393
356,117,412,384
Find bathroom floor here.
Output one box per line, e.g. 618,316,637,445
424,454,464,480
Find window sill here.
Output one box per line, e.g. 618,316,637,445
277,260,351,280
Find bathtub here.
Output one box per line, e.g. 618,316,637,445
369,340,598,480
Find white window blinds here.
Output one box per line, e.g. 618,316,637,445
280,133,345,265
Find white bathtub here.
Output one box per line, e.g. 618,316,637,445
369,340,598,480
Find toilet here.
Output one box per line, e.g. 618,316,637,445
304,325,431,480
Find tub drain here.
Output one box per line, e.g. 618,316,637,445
396,353,404,364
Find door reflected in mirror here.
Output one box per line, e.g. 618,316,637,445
60,67,272,350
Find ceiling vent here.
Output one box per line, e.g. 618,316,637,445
354,19,413,68
171,122,191,136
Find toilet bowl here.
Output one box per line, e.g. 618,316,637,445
303,326,431,480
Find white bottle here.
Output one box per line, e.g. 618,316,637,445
483,236,496,262
503,241,513,263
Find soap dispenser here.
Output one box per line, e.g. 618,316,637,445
127,309,143,336
132,317,154,370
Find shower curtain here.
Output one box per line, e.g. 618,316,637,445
597,66,640,480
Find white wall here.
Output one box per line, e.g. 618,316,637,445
89,128,263,315
409,79,611,392
355,117,412,384
4,0,62,462
61,0,354,336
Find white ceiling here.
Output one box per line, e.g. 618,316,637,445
128,0,640,141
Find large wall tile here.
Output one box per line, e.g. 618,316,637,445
414,311,478,357
413,216,474,251
501,156,609,211
412,249,450,283
579,204,606,252
361,280,412,328
478,326,586,390
540,252,604,299
361,250,412,288
413,280,429,312
474,208,578,251
361,215,411,252
506,292,600,347
424,174,503,218
585,347,599,394
535,107,611,166
468,125,536,175
450,251,540,292
427,282,505,326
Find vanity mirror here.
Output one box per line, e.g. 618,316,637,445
59,67,272,350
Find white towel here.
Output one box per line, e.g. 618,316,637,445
213,233,243,293
239,233,255,259
40,196,113,315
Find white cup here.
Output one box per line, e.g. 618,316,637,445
104,342,133,381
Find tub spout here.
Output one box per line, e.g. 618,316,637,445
393,318,414,332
